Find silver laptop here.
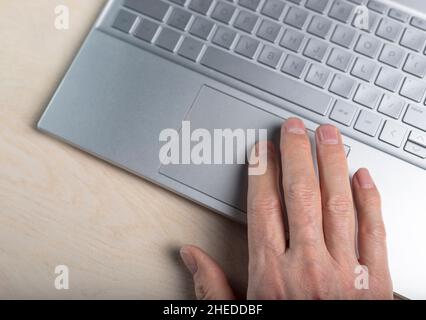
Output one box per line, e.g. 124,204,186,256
38,0,426,298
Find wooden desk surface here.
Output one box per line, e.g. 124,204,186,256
0,0,247,299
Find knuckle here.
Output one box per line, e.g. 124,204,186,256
359,221,387,241
361,191,382,209
324,194,353,217
281,135,311,155
249,195,282,215
286,180,318,204
297,136,312,150
324,151,347,165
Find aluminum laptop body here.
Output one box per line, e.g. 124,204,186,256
38,0,426,299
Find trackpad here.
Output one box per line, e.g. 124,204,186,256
159,86,284,212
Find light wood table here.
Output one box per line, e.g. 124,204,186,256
0,0,248,299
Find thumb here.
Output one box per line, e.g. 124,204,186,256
180,245,235,300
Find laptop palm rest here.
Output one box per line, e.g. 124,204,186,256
159,85,316,212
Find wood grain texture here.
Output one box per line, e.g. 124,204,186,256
0,0,248,299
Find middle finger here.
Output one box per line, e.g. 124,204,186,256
315,124,356,261
280,118,324,250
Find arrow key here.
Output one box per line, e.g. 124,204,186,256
405,141,426,158
408,131,426,148
379,120,407,147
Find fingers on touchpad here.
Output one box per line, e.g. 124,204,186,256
158,86,349,212
159,86,283,212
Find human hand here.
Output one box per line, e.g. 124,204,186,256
180,118,393,300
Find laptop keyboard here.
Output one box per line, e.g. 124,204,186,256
111,0,426,169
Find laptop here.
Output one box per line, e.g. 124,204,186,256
38,0,426,299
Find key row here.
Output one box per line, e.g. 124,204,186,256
166,3,426,81
329,99,426,158
127,0,426,60
281,35,426,103
162,4,426,82
282,52,424,122
113,8,426,108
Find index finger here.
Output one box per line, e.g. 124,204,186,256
247,141,286,260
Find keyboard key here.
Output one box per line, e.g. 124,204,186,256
189,0,213,15
367,0,387,14
400,78,426,102
411,16,426,31
354,34,381,58
379,121,407,147
303,38,328,62
328,0,355,23
404,141,426,158
388,8,410,23
211,2,236,24
331,24,356,48
134,19,160,43
403,105,426,131
408,131,426,148
376,18,403,42
351,57,378,82
261,0,286,20
305,64,331,88
113,10,138,34
353,10,380,33
281,54,308,78
238,0,261,11
280,29,305,52
379,44,405,68
257,19,281,42
189,16,214,40
375,67,403,92
305,0,329,14
307,15,333,39
235,36,260,58
124,0,169,21
178,37,204,61
284,6,309,29
258,45,283,68
327,48,353,72
330,100,358,126
212,26,237,49
234,10,258,33
378,94,405,119
155,27,181,52
354,110,382,136
400,28,426,52
403,54,426,78
329,74,356,98
354,84,382,109
167,7,192,30
201,46,333,115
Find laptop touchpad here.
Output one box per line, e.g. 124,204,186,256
159,86,284,212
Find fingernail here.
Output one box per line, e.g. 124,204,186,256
317,125,339,145
284,118,306,135
356,168,375,189
180,247,198,275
